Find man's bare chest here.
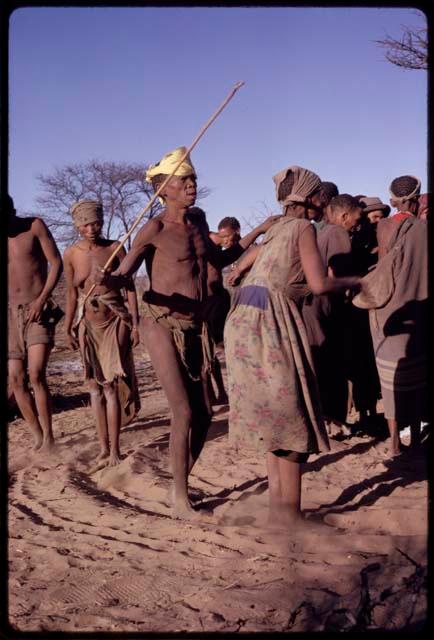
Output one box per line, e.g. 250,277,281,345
8,233,40,263
155,226,207,263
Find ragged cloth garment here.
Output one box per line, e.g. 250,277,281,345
225,217,329,457
355,217,427,423
141,298,214,382
75,290,140,426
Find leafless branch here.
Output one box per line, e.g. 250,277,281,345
375,25,427,70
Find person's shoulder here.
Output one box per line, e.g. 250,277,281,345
295,218,313,232
30,216,48,230
322,223,347,240
144,216,164,233
64,241,82,259
105,238,122,249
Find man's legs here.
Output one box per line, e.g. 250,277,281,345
142,318,199,518
27,343,55,451
187,374,212,473
88,380,109,461
8,358,43,450
387,418,402,455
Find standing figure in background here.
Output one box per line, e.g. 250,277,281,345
347,196,390,428
63,200,140,467
7,194,63,453
302,194,361,433
354,175,427,455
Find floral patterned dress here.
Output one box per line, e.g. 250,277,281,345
224,217,330,455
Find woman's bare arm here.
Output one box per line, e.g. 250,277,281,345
299,224,359,294
226,245,261,285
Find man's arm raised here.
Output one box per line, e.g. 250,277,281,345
92,218,162,288
28,218,63,322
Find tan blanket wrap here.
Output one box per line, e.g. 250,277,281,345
141,300,213,382
76,291,140,426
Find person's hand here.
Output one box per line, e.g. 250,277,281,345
259,215,283,233
131,326,140,348
90,261,109,286
65,331,78,351
27,297,45,323
227,269,242,286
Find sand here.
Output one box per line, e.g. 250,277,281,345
7,331,428,632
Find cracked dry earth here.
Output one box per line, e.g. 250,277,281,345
8,340,428,633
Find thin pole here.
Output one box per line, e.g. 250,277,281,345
83,81,245,303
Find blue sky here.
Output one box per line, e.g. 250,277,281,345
9,6,427,235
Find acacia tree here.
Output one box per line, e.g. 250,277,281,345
375,24,428,70
35,160,210,249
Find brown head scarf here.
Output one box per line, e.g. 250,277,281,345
70,200,103,228
272,165,322,207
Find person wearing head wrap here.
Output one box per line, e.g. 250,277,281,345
90,146,281,519
389,174,421,221
7,194,63,454
354,212,427,455
63,199,140,468
224,166,360,526
70,199,104,228
145,146,197,205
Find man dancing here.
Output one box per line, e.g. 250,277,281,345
92,147,278,517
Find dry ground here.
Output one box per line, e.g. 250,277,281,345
7,316,428,633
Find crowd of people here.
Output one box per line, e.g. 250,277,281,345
6,148,429,525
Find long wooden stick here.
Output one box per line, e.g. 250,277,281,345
84,81,245,303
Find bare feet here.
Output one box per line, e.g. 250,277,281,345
165,484,175,507
267,505,302,530
172,498,201,521
39,436,55,454
32,433,43,451
96,449,109,463
107,450,121,466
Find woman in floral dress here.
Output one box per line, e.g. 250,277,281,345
224,166,360,526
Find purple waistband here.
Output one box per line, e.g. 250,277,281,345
236,285,269,310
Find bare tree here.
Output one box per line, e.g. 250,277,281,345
375,24,428,70
241,200,279,232
35,160,210,249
